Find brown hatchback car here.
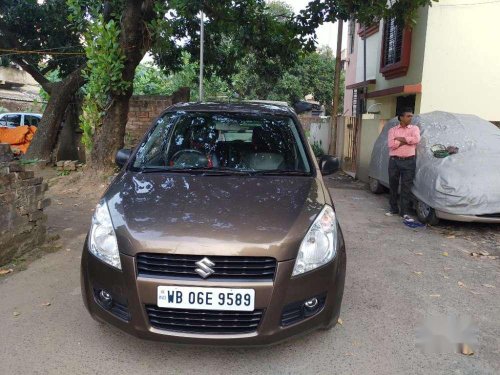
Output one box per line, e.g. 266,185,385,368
81,102,346,345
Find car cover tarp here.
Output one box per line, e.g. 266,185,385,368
0,125,37,154
369,111,500,215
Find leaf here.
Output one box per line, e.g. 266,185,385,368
458,281,466,288
13,311,20,317
446,235,456,239
415,252,423,256
482,284,495,288
337,318,343,325
0,269,13,275
413,271,423,276
442,252,449,257
40,302,51,307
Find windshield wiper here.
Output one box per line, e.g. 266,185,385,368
137,166,251,175
251,169,311,176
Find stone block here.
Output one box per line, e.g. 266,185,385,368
28,210,44,222
8,162,23,173
14,171,35,180
63,160,76,171
37,198,51,210
56,160,65,167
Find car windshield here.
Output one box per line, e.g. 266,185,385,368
131,111,311,174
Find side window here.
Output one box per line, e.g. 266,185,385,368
26,115,41,127
2,115,22,127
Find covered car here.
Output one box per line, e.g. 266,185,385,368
369,111,500,224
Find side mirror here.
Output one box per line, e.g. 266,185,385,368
115,149,132,168
319,155,340,175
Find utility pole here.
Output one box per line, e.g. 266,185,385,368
199,11,205,102
329,21,343,156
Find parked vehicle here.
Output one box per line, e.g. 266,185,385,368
0,112,42,128
369,111,500,224
81,102,346,345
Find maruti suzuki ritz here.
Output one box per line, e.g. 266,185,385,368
81,102,346,345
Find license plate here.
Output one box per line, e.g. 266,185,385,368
157,286,255,311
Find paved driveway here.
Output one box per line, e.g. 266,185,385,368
0,175,498,374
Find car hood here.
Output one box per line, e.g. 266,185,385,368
104,172,326,261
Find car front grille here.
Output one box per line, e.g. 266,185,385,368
137,253,277,281
146,305,263,334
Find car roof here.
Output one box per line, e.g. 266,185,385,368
165,102,296,116
0,112,42,116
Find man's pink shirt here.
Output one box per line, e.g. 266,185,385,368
388,124,421,157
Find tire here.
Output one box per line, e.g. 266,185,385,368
369,177,385,194
416,200,439,225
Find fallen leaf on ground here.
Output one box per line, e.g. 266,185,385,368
443,275,450,279
413,271,423,276
482,284,495,288
446,235,456,239
442,252,449,257
0,268,13,275
470,290,482,295
13,311,20,317
40,302,51,307
429,294,441,298
415,252,423,256
459,344,474,356
337,318,343,325
458,281,466,288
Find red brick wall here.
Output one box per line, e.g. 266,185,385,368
125,88,190,148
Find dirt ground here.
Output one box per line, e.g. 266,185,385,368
0,169,499,374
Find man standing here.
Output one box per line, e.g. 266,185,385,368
387,108,421,220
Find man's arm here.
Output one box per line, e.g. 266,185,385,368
405,127,421,145
388,127,401,150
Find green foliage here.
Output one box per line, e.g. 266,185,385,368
0,0,85,76
71,9,129,149
297,0,438,49
311,141,325,157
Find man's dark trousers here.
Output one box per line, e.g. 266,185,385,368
388,156,416,216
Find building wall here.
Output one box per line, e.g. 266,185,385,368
355,24,382,83
125,88,190,148
420,0,500,121
343,22,359,116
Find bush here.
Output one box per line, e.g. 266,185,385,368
311,140,325,157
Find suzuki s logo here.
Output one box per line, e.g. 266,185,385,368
195,257,215,278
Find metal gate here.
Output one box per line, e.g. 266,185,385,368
343,116,361,173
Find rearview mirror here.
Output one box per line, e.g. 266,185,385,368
319,155,340,175
115,149,132,168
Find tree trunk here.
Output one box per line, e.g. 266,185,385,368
90,0,154,172
54,97,82,162
24,68,84,162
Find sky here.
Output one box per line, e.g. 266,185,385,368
281,0,348,51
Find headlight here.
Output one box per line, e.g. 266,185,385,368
292,205,338,276
89,200,121,270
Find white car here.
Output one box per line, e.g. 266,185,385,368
369,111,500,224
0,112,42,128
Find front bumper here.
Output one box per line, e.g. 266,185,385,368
81,237,346,345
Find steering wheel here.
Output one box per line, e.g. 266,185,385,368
170,149,208,167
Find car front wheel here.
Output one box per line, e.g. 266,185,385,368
416,200,439,225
